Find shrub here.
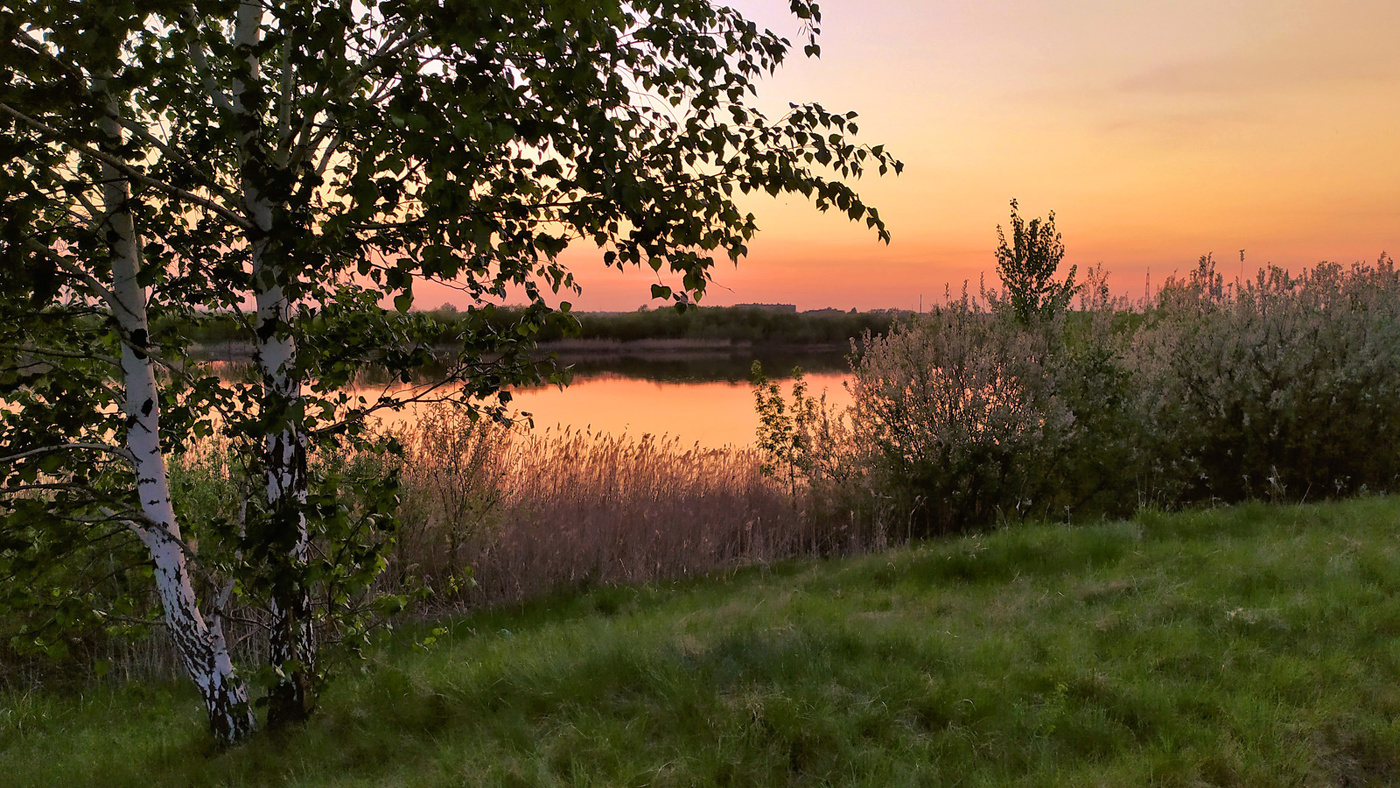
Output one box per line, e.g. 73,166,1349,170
751,362,892,553
848,290,1078,535
847,255,1400,534
392,405,513,591
1132,254,1400,503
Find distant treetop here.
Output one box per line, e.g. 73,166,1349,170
733,303,799,313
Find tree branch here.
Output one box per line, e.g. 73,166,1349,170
183,6,235,114
11,25,238,209
0,102,253,231
0,343,121,368
112,115,238,205
19,238,120,306
0,442,134,466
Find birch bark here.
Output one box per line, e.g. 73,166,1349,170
232,0,317,726
97,84,255,745
252,235,316,727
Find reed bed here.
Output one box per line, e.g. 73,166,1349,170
1,406,868,687
389,408,870,611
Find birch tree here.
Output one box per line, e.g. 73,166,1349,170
1,0,899,743
0,3,257,743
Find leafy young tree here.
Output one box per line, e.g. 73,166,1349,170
0,0,899,744
751,361,820,499
993,198,1080,323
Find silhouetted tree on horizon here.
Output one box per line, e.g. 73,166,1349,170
994,199,1080,322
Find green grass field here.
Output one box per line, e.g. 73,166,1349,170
6,497,1400,786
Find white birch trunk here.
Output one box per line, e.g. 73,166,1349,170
97,96,255,745
234,0,316,724
253,250,316,725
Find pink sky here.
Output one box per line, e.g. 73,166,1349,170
424,0,1400,312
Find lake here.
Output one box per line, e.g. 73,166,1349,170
507,369,852,447
210,346,855,448
511,346,855,446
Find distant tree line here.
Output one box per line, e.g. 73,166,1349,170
184,304,905,351
514,304,900,345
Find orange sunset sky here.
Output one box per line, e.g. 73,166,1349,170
424,0,1400,312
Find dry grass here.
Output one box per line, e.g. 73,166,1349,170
390,407,878,610
18,401,872,686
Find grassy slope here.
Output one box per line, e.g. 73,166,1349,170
6,498,1400,787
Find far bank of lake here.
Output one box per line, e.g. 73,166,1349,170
204,340,858,447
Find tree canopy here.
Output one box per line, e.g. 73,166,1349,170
0,0,898,744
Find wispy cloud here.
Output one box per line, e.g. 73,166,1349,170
1119,48,1398,96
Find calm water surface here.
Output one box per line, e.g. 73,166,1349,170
213,350,854,448
507,371,852,447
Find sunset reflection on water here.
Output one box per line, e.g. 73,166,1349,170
505,372,852,448
208,361,852,448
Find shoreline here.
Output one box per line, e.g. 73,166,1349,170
189,337,855,363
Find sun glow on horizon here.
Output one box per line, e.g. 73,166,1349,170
421,0,1400,313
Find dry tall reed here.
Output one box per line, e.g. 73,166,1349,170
390,408,868,610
